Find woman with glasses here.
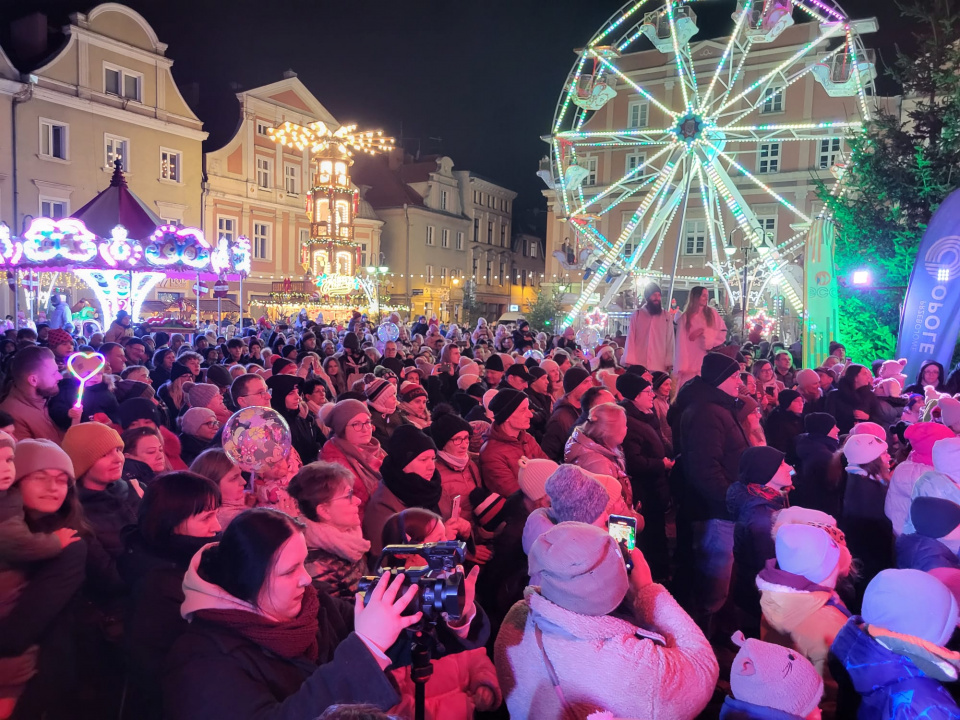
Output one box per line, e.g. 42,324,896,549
287,461,368,598
178,408,221,466
267,374,324,465
318,399,386,519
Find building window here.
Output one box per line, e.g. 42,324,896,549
760,86,784,114
485,258,492,283
456,231,464,250
39,197,68,219
299,228,310,249
472,256,479,277
530,241,537,258
683,218,707,255
473,218,480,242
160,148,181,182
624,243,634,257
499,261,506,286
426,226,435,246
104,134,129,170
425,265,434,283
39,119,68,160
500,225,506,247
583,156,598,186
440,190,448,210
104,64,141,101
256,121,270,136
253,222,271,260
440,267,448,285
217,217,236,241
757,215,778,247
627,100,649,128
284,164,299,194
818,138,843,169
441,228,450,248
625,152,646,176
758,143,780,173
256,157,272,189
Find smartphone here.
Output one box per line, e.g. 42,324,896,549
607,514,637,551
765,386,775,396
450,495,461,521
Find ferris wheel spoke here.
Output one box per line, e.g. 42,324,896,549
715,22,846,116
693,160,721,266
556,127,674,144
665,1,691,111
590,52,679,120
790,0,846,24
705,142,811,223
553,55,590,133
569,143,675,216
639,158,691,273
698,2,753,115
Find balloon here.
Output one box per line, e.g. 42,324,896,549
222,406,292,473
576,326,600,351
523,349,544,361
378,322,400,342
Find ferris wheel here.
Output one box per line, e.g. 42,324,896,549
548,0,877,327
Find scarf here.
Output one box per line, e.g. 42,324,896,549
326,435,384,497
301,516,370,562
438,450,469,471
381,457,443,513
399,401,431,429
369,393,396,416
194,583,320,662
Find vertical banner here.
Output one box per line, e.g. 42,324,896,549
803,217,840,369
897,188,960,378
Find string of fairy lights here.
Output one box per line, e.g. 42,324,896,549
549,0,877,327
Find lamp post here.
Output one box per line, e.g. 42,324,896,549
365,263,389,324
726,224,772,335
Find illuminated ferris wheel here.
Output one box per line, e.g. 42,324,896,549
548,0,877,326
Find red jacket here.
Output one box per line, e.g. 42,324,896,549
479,425,547,496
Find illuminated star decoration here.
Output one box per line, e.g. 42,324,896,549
268,121,395,159
586,307,608,327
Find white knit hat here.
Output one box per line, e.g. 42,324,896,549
842,434,887,465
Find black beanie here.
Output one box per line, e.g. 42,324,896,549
386,424,437,469
430,412,471,450
266,374,303,414
616,372,650,401
738,445,786,485
625,364,648,377
804,412,836,436
651,371,670,391
562,366,591,394
170,362,195,383
489,388,527,425
700,352,739,387
778,389,802,411
118,397,162,430
485,354,504,372
206,363,232,389
911,496,960,539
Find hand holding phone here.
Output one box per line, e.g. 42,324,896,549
607,514,637,551
450,494,461,521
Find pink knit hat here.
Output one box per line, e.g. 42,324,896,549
905,422,956,466
518,457,558,501
730,631,823,717
528,522,629,616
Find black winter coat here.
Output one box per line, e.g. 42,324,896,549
824,384,878,436
541,396,580,462
179,432,213,466
525,388,552,442
792,432,841,516
118,530,212,719
619,400,668,508
763,408,805,462
77,480,141,597
726,482,787,617
679,382,749,521
839,469,893,593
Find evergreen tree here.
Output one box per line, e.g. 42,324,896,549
525,285,563,333
817,0,960,362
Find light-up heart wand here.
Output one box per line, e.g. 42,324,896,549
66,351,106,408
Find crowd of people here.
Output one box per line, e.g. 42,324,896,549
3,286,960,720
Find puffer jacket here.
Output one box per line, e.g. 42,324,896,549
726,484,787,617
756,560,849,701
885,459,935,536
390,647,501,720
495,584,718,720
436,455,483,521
719,696,807,719
564,428,632,506
895,533,960,573
478,424,547,496
791,432,840,516
619,400,668,510
831,617,960,720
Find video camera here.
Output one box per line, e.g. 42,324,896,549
358,540,467,623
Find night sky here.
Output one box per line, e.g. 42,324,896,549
2,0,914,233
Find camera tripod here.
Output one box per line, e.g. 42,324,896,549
409,621,443,720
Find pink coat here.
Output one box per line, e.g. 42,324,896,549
495,585,717,720
389,647,501,720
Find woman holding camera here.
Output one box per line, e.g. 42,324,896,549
163,508,422,720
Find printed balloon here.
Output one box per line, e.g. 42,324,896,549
222,406,292,473
576,326,600,352
378,322,400,342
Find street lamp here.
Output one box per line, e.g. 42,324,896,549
726,224,773,334
365,263,389,324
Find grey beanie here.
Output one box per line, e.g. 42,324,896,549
546,464,610,524
327,399,370,437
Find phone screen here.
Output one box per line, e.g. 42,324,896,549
765,386,775,396
608,514,637,551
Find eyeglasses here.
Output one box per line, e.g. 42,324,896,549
242,388,270,399
349,419,373,432
203,420,221,428
450,434,470,446
331,489,355,503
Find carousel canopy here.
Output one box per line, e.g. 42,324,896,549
72,161,163,240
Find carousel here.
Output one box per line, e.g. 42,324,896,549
1,161,250,337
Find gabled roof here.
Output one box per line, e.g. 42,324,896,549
72,162,163,240
240,75,338,129
351,155,424,209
